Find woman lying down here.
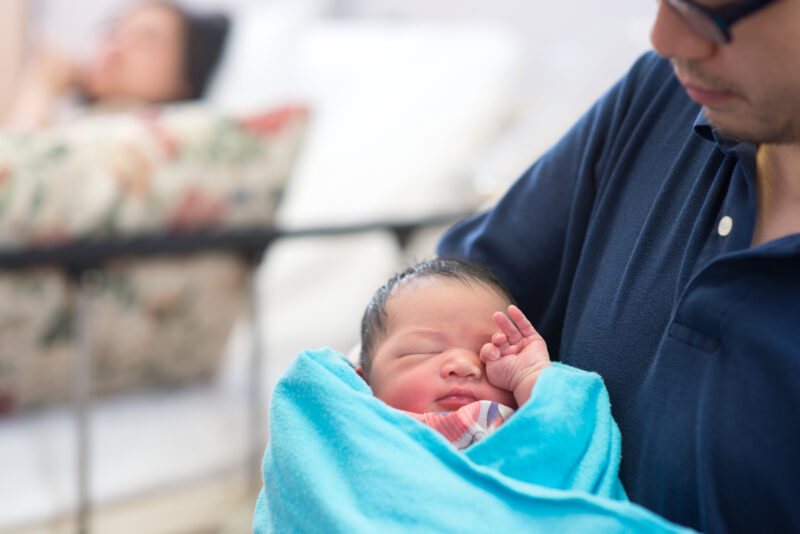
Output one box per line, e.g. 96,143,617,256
253,258,694,533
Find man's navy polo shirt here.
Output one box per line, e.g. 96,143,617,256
438,52,800,533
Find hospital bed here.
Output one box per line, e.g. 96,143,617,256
0,1,521,531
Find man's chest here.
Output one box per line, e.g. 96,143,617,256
557,157,800,529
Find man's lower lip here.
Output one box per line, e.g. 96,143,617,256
684,85,735,106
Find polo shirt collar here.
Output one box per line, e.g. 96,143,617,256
693,109,759,198
692,110,756,155
692,111,714,142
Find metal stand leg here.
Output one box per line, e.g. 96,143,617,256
74,271,99,534
247,267,265,491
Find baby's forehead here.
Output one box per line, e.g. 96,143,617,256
388,274,464,302
384,275,507,319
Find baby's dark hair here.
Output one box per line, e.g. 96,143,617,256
359,257,515,381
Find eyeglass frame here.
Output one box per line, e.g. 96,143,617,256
663,0,779,43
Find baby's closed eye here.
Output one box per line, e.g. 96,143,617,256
395,343,443,358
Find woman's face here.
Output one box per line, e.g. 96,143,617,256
84,2,189,104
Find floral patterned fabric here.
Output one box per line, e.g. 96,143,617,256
0,103,307,413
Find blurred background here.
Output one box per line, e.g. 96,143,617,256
0,0,656,532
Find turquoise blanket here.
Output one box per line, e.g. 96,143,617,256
254,348,693,533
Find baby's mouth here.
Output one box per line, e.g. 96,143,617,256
435,389,478,410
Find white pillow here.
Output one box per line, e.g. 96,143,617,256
275,21,522,226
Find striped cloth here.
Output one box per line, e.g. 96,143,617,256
404,401,515,450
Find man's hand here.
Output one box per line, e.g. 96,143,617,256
479,305,551,406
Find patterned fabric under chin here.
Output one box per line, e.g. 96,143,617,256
403,400,515,450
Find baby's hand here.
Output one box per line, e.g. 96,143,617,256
479,305,551,406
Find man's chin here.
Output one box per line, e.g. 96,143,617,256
704,109,798,145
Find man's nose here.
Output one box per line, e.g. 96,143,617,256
650,1,716,60
440,350,482,380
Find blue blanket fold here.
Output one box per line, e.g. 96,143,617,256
254,348,694,533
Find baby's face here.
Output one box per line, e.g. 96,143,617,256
367,277,517,412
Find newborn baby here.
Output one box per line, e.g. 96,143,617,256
357,257,551,448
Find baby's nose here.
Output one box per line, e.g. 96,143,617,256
440,350,483,380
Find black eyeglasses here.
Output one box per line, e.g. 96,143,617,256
663,0,778,43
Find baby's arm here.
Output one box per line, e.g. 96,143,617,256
479,305,551,407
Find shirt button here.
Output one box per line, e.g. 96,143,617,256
718,215,733,237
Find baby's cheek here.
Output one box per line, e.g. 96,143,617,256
373,379,433,413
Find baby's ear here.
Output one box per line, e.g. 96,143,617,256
355,365,367,382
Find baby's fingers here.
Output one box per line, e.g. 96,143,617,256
507,305,539,339
491,331,521,357
491,331,508,347
493,310,523,345
480,342,501,362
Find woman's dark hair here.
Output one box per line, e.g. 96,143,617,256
182,8,229,99
359,257,515,381
159,1,230,100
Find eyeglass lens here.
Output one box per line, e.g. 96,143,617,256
664,0,728,43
